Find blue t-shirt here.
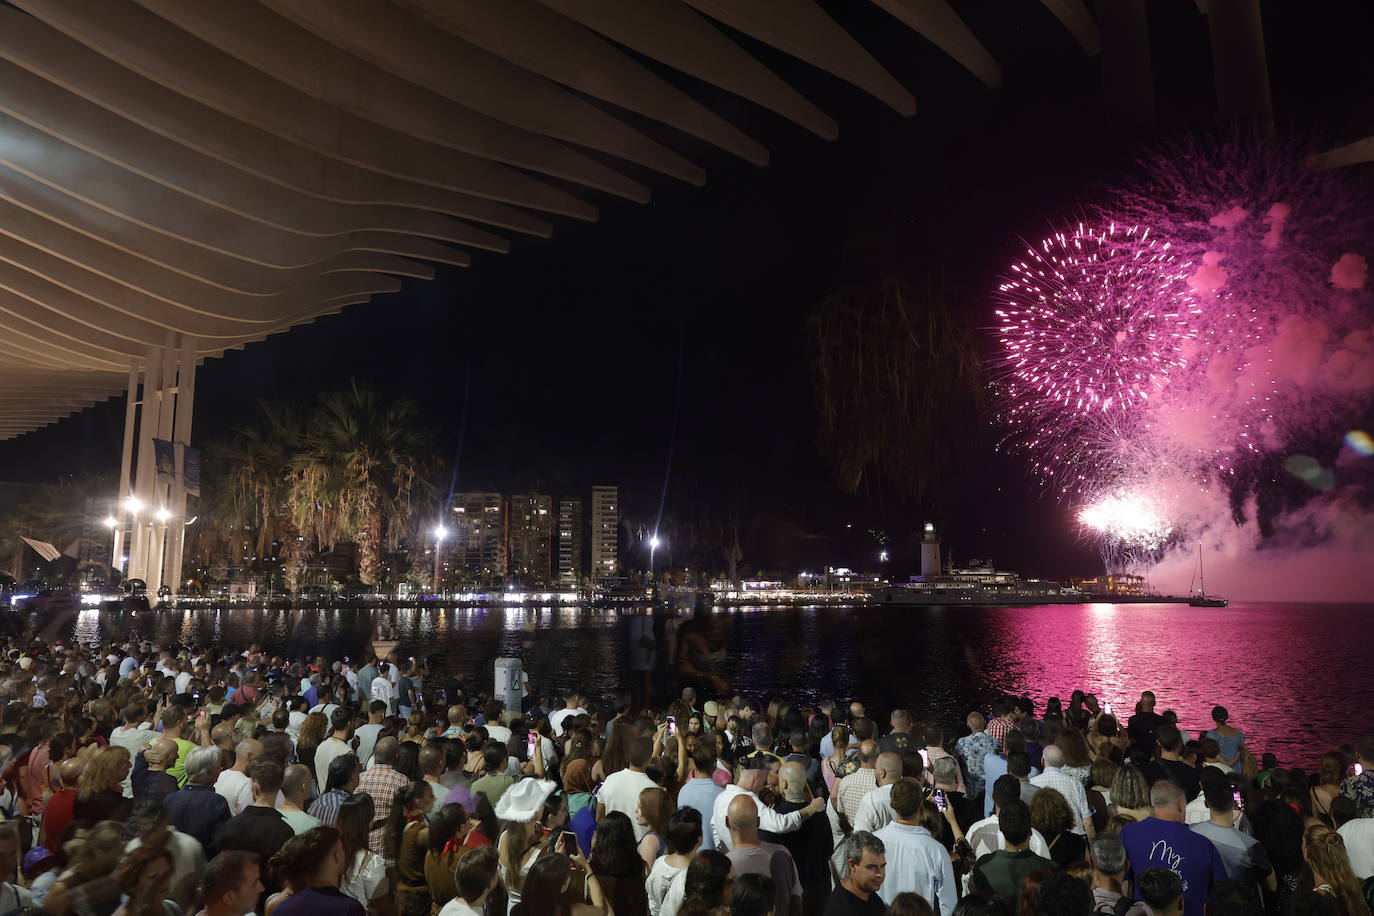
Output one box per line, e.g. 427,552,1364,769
1120,817,1228,916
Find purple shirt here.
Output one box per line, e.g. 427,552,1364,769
1120,817,1228,916
444,782,476,811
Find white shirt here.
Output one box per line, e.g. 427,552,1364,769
126,826,204,902
484,724,512,744
175,671,193,694
287,710,307,741
214,768,254,816
600,768,659,839
710,785,807,852
549,707,586,737
852,783,896,835
647,856,688,916
354,723,384,765
659,863,689,916
341,849,389,907
1030,766,1092,834
964,814,1053,860
1338,818,1374,880
315,736,353,793
873,822,957,913
438,901,484,916
371,678,396,713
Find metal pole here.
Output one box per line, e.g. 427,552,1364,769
167,334,196,596
113,358,139,578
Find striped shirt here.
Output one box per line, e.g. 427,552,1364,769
985,716,1015,753
834,768,878,826
308,788,350,827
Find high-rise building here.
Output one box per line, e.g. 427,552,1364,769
508,493,553,583
450,492,507,578
558,498,583,585
590,486,619,578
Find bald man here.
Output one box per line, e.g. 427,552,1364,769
134,737,181,806
211,721,236,755
214,739,261,815
853,752,903,834
832,739,881,834
278,764,321,835
711,765,825,854
41,757,86,851
726,795,803,916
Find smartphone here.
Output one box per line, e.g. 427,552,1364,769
1355,763,1364,776
527,733,538,757
933,789,947,813
666,716,677,736
1232,789,1244,810
145,676,154,688
1102,702,1113,716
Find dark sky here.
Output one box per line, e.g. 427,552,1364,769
1,1,1370,580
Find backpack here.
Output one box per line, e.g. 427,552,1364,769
1092,896,1134,916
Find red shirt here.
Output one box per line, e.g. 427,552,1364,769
43,789,76,852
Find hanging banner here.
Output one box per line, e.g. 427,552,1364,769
181,445,202,497
153,438,176,483
20,537,61,562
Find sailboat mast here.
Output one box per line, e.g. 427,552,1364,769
1197,543,1205,595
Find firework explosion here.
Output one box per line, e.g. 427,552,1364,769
994,222,1202,492
994,137,1374,580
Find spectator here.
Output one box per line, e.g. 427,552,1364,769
439,845,498,916
199,851,265,916
649,808,702,916
969,799,1054,914
270,827,364,916
280,764,322,835
358,737,410,860
724,795,803,916
872,781,955,913
165,745,232,854
215,757,296,881
310,753,360,828
1119,781,1227,916
825,831,886,916
1137,868,1184,916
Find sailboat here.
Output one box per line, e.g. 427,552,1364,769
1188,543,1228,607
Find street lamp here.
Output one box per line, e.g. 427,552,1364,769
155,507,171,523
879,550,889,562
104,516,118,529
648,534,663,583
124,496,143,514
433,524,448,595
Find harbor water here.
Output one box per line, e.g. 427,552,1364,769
54,600,1372,767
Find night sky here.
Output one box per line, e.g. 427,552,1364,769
1,1,1370,580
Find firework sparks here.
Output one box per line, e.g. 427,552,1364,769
1078,491,1173,552
994,223,1202,490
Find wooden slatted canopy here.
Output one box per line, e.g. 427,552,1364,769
0,0,1311,442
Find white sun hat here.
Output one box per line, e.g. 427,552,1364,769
494,778,557,823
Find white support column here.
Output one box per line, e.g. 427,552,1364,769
148,332,177,596
129,343,162,584
166,334,196,595
112,358,139,579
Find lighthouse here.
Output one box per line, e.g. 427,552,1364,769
920,522,942,578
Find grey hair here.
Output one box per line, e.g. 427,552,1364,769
751,722,772,747
833,830,885,878
1090,834,1127,875
1041,745,1065,768
184,745,221,785
1149,779,1186,809
932,756,959,782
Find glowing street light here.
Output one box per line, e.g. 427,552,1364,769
433,525,449,541
124,496,144,514
649,535,661,550
104,516,118,529
155,507,171,523
879,550,889,562
432,523,448,594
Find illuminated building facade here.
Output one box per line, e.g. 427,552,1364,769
558,498,583,585
508,493,553,582
451,492,507,578
590,485,619,578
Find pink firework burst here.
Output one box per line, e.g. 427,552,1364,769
994,222,1202,490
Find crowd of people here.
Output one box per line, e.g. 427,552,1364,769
0,631,1369,916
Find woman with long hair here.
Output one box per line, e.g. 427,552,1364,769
1108,765,1151,822
512,853,607,916
1014,867,1058,916
1312,752,1346,826
1304,825,1371,916
338,793,391,915
678,850,733,916
1052,729,1092,785
824,725,853,794
424,804,472,915
562,758,598,817
462,731,487,779
296,712,330,781
498,782,566,915
1028,790,1086,870
396,741,423,782
730,873,775,916
110,846,175,916
74,746,133,823
589,811,649,916
635,787,671,869
385,781,437,916
1086,758,1118,835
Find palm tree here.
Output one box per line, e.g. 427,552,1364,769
217,403,306,591
0,473,115,580
289,380,432,586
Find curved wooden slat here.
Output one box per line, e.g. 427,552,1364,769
1313,136,1374,169
398,0,770,166
682,0,917,115
868,0,1001,88
10,0,599,219
537,0,837,140
1040,0,1101,54
134,0,651,202
264,0,705,184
